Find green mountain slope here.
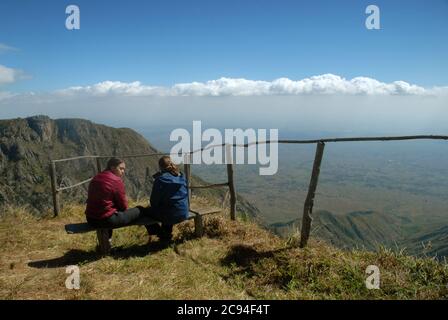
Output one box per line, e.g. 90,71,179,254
269,210,406,250
403,225,448,259
269,210,448,260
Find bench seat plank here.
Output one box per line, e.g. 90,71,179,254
65,207,223,254
189,206,222,215
65,212,201,234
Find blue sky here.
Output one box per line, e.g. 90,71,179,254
1,0,447,93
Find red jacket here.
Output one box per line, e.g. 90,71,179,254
85,170,128,220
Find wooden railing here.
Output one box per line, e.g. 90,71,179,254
49,135,447,247
49,146,237,221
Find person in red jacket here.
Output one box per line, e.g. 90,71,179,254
85,157,143,240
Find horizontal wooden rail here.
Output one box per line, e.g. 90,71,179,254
54,178,228,192
54,153,170,163
53,155,99,163
184,135,448,155
56,178,93,192
190,182,229,189
96,153,169,160
51,135,448,164
277,135,448,144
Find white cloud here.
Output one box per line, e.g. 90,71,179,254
171,78,272,96
55,74,448,97
0,43,18,54
56,80,166,97
0,64,26,85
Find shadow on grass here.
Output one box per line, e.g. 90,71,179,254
220,244,293,288
27,239,185,269
221,244,277,270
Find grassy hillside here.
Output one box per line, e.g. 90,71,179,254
1,198,447,300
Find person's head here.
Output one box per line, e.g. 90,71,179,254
158,156,180,176
106,157,126,177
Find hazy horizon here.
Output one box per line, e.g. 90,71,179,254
1,95,447,139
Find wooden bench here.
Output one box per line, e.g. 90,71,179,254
65,207,222,254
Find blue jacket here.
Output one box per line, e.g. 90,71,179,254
150,170,189,224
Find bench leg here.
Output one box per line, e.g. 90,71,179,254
96,229,111,254
194,215,204,237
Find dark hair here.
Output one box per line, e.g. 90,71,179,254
106,157,124,171
158,156,180,176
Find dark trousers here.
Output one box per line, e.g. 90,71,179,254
146,224,173,241
87,207,143,239
141,206,175,241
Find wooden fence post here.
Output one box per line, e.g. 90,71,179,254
184,153,192,208
96,157,102,173
226,144,237,220
49,161,60,217
96,230,111,254
300,142,325,248
194,214,204,237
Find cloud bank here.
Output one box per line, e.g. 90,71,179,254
1,74,448,103
54,74,448,98
0,65,24,85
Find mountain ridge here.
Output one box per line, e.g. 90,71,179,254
0,115,259,218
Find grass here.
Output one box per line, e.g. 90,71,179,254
0,198,447,300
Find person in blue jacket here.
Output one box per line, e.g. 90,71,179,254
144,155,189,242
